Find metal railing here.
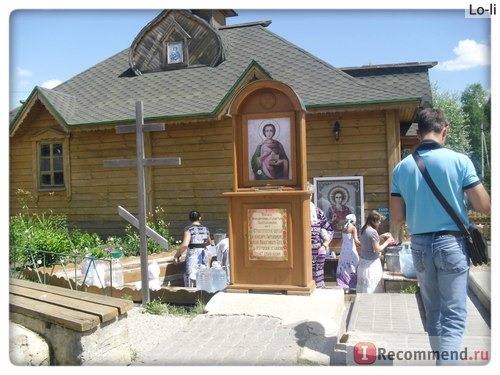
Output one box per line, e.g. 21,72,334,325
9,247,118,295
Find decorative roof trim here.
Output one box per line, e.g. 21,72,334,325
306,97,422,110
12,90,422,131
10,87,70,136
340,61,438,71
216,60,273,119
219,20,272,29
305,98,423,118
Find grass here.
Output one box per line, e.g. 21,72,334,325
142,298,168,315
141,297,206,317
130,349,138,362
400,284,418,294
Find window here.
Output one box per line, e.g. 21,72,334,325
39,142,64,188
30,128,70,198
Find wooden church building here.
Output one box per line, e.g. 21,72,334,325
9,9,436,242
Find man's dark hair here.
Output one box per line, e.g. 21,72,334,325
417,108,449,135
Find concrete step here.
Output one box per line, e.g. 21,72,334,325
468,267,490,313
334,291,490,365
205,287,346,365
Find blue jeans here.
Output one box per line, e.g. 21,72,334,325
411,233,469,365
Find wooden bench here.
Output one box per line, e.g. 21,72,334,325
9,278,134,365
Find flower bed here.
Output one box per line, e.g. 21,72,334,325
20,252,195,303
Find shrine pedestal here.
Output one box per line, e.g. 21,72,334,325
225,79,312,295
224,190,315,295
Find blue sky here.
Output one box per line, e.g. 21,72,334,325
7,6,492,110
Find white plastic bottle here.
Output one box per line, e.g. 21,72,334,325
111,257,124,287
106,251,124,287
196,265,211,291
88,259,105,287
210,261,227,292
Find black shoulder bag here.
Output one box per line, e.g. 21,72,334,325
412,152,488,266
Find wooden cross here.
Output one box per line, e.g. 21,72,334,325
117,206,170,250
103,101,181,303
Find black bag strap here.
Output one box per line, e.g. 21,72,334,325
412,152,471,237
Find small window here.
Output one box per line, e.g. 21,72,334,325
39,142,64,188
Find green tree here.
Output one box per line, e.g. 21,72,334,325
431,83,471,154
482,96,491,190
460,83,490,189
431,82,491,192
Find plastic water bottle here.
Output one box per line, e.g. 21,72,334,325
196,265,211,291
86,259,106,287
210,261,227,292
111,258,124,287
105,251,124,287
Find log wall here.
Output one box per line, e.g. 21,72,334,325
10,105,394,240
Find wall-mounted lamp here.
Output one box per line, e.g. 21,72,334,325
333,121,341,141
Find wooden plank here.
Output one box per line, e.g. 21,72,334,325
144,157,181,166
104,158,182,167
10,278,133,314
103,159,137,167
115,123,165,134
11,107,402,246
10,294,100,332
9,284,118,323
118,206,170,249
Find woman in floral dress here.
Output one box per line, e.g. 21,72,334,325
336,214,360,290
308,183,334,289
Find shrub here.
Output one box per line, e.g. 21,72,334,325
121,206,175,256
69,230,103,253
10,209,74,266
400,284,418,294
142,298,167,315
9,190,104,267
9,189,175,267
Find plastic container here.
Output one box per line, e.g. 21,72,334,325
110,258,124,287
399,244,416,278
385,252,401,273
384,246,402,273
196,265,212,291
105,250,124,287
210,261,227,292
83,258,106,287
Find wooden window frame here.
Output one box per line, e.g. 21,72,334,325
31,128,71,199
38,142,64,189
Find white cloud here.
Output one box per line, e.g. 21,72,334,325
437,39,490,71
16,67,32,77
41,79,62,89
